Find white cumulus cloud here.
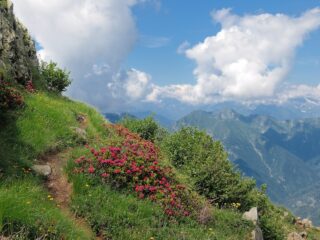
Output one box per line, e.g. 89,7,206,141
276,84,320,103
11,0,148,111
109,68,152,101
149,8,320,105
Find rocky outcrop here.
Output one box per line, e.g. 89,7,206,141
287,231,308,240
0,0,38,84
287,232,303,240
295,217,313,229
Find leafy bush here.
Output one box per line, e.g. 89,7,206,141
0,81,24,111
119,116,165,142
256,194,295,240
25,80,35,93
162,127,256,209
259,207,286,240
40,61,71,93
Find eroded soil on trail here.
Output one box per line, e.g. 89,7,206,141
44,152,72,207
41,151,99,239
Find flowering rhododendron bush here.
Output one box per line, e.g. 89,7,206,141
25,80,35,93
73,124,193,218
0,81,24,111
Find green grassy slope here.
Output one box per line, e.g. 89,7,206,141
0,92,254,239
2,0,319,237
0,92,107,239
1,92,319,239
0,92,106,173
0,178,92,239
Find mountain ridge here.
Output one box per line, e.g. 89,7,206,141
176,109,320,224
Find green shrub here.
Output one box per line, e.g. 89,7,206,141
120,116,167,142
162,127,256,209
259,210,286,240
40,61,71,93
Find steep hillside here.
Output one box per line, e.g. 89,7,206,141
1,1,320,239
176,109,320,225
0,92,254,239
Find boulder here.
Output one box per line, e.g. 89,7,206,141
295,217,312,229
287,232,303,240
71,127,87,143
301,218,312,228
243,207,258,225
299,231,307,239
31,164,51,177
76,114,86,123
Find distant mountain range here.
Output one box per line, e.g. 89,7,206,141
203,97,320,120
104,112,136,123
104,111,174,129
176,109,320,225
104,96,320,126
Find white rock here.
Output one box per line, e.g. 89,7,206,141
287,232,303,240
243,207,258,225
31,164,51,177
70,127,87,143
301,218,312,228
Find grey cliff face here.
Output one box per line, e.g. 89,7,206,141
0,0,38,83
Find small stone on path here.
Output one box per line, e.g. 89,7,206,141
31,164,52,177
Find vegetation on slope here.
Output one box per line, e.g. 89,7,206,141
0,90,253,239
121,116,320,240
0,178,92,239
1,3,319,238
1,59,253,239
1,77,320,239
176,109,320,224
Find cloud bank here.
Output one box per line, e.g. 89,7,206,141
12,0,150,111
148,8,320,104
11,2,320,110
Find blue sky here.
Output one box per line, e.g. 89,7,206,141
127,0,320,86
12,0,320,117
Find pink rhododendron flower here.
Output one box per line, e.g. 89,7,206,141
88,165,95,173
